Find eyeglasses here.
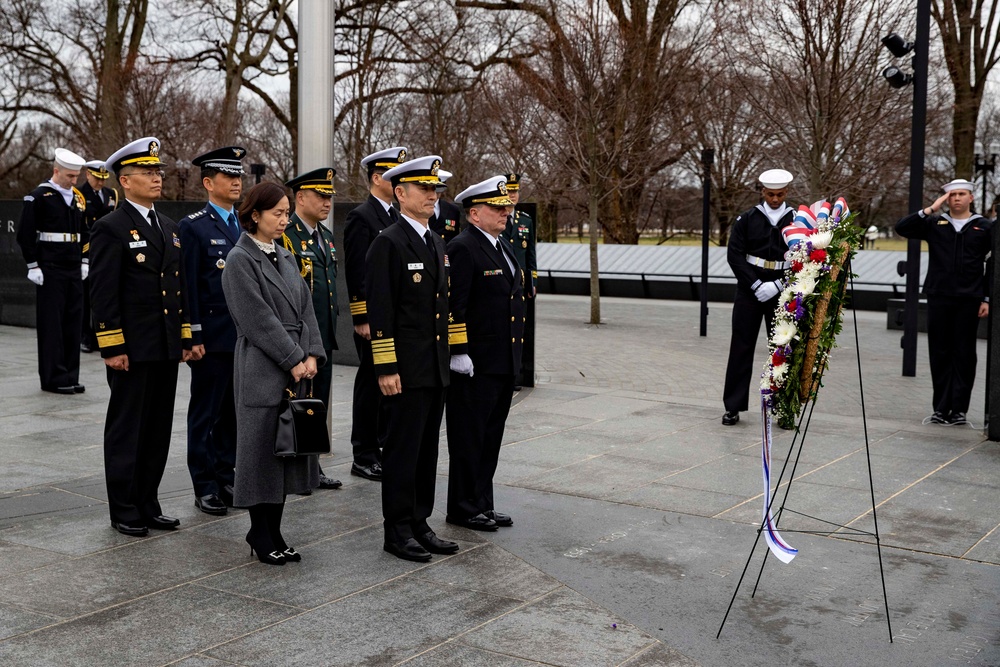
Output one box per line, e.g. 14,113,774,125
125,170,165,179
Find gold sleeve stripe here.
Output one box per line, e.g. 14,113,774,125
531,270,538,278
349,301,367,315
180,324,192,339
97,333,125,348
96,328,123,337
448,331,468,345
372,351,397,365
448,324,467,332
82,243,90,253
371,338,395,347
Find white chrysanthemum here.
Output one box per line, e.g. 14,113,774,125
771,364,788,382
779,286,796,306
799,262,821,280
796,276,817,296
812,231,833,249
771,321,797,346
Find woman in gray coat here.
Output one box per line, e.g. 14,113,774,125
221,182,325,565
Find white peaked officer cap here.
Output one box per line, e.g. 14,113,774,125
107,137,166,174
942,179,976,194
361,146,408,170
454,175,516,209
759,169,794,189
435,169,453,191
84,160,111,179
54,148,86,171
382,155,445,187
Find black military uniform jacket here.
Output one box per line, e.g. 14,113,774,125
89,202,192,362
16,182,88,269
282,214,339,350
446,226,525,376
178,203,240,352
80,181,118,231
727,204,794,293
344,194,395,326
896,211,994,299
429,199,462,244
365,218,450,388
502,209,537,290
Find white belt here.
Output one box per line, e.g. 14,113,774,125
746,254,788,270
38,232,80,242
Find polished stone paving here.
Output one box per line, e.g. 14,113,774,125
1,294,998,665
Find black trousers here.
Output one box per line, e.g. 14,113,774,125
446,372,514,519
927,296,982,414
35,265,82,389
186,351,237,496
351,332,383,466
104,360,179,524
723,288,777,413
81,275,97,349
381,386,445,543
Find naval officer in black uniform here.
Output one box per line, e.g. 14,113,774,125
365,155,455,562
896,179,994,425
502,173,537,389
16,148,89,394
722,169,795,426
428,169,462,243
89,137,197,536
178,146,246,515
343,146,408,481
282,167,342,490
445,176,525,531
80,160,118,353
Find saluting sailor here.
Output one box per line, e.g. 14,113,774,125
16,148,89,394
89,137,197,537
365,155,455,563
79,160,119,353
282,167,342,491
178,146,246,515
721,169,795,426
896,179,994,426
343,146,408,482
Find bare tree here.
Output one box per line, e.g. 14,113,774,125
932,0,1000,179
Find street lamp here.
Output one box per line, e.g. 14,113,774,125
699,148,714,338
880,2,930,379
973,142,999,213
175,159,192,200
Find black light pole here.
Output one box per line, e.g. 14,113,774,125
973,142,998,211
700,148,714,337
175,159,191,200
976,143,999,434
250,163,266,185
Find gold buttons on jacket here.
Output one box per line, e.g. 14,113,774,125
511,337,515,342
436,335,440,341
436,313,440,319
163,309,168,314
162,291,166,296
511,316,515,322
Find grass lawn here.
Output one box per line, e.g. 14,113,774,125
554,235,924,251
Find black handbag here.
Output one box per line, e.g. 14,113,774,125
274,381,331,457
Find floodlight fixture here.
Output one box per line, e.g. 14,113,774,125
881,33,914,58
882,66,912,89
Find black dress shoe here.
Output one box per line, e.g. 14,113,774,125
414,531,460,554
484,510,513,527
111,521,148,537
281,547,302,562
384,538,433,562
219,484,235,507
722,411,740,426
350,462,383,481
195,494,227,515
80,343,93,353
73,384,85,393
43,386,77,395
318,474,343,489
446,513,498,532
146,515,180,530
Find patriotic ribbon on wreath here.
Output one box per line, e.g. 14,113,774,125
760,393,797,564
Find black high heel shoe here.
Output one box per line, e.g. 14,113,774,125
281,547,302,562
246,531,286,566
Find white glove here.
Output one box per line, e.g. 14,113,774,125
80,263,89,280
754,280,781,302
27,267,43,286
449,354,474,377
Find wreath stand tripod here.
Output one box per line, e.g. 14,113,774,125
716,267,893,642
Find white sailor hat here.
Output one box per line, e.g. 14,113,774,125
107,137,166,174
84,160,110,179
454,175,515,209
192,146,247,175
383,155,444,187
942,179,976,194
758,169,794,189
435,169,453,191
54,148,85,171
361,146,408,172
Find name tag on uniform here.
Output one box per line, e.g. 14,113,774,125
301,251,315,257
129,240,147,249
210,239,227,245
408,262,424,270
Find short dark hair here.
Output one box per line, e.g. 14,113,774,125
368,166,387,186
238,181,288,233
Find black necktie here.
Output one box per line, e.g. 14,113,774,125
148,210,161,235
423,230,434,256
495,239,505,261
228,212,239,237
389,207,399,223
